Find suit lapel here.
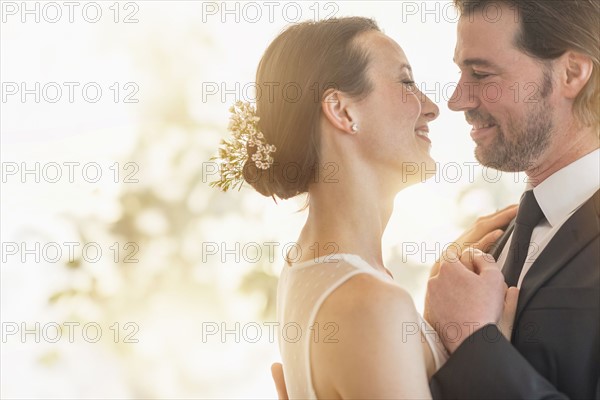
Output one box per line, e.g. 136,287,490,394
514,190,600,323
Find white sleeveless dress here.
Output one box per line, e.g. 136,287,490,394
276,253,449,399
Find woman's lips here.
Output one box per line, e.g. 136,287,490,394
415,128,431,144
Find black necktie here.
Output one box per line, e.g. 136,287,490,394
503,190,544,287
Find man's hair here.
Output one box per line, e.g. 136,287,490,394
454,0,599,131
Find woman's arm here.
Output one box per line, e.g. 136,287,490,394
311,273,432,399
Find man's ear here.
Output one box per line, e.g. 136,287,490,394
321,89,358,134
559,51,593,99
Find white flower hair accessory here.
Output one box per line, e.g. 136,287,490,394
210,101,277,192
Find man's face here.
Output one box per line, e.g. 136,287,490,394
449,3,556,172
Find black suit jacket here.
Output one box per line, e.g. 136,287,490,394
430,190,600,400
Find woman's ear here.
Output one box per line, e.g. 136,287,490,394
321,89,358,134
558,51,593,100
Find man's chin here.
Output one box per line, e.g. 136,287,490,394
475,150,526,173
475,148,506,171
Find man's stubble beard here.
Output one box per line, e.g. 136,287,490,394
475,70,554,172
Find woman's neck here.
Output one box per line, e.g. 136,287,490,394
293,164,397,274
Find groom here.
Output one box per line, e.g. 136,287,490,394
425,0,599,399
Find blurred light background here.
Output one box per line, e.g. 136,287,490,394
1,1,526,398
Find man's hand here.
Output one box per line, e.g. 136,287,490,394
271,362,288,400
425,249,508,353
498,286,519,340
432,247,519,340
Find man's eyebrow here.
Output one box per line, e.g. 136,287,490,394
453,58,499,68
400,63,412,71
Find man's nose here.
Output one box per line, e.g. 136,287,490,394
448,79,480,112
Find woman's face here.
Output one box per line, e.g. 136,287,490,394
352,31,439,184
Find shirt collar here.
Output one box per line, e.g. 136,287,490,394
527,149,600,227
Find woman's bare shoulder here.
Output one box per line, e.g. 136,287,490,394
320,272,417,321
311,272,431,399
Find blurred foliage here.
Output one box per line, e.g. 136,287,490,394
43,17,280,398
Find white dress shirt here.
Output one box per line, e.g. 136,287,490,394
496,149,600,287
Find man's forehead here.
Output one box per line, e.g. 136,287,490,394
453,15,517,67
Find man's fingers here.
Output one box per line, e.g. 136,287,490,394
271,362,289,400
504,287,519,321
459,249,476,271
468,248,500,273
499,287,519,340
505,286,519,310
437,254,472,277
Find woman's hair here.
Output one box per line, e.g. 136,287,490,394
454,0,600,132
242,17,380,200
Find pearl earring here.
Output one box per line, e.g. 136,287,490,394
351,123,359,133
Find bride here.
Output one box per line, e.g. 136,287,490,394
212,17,517,399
